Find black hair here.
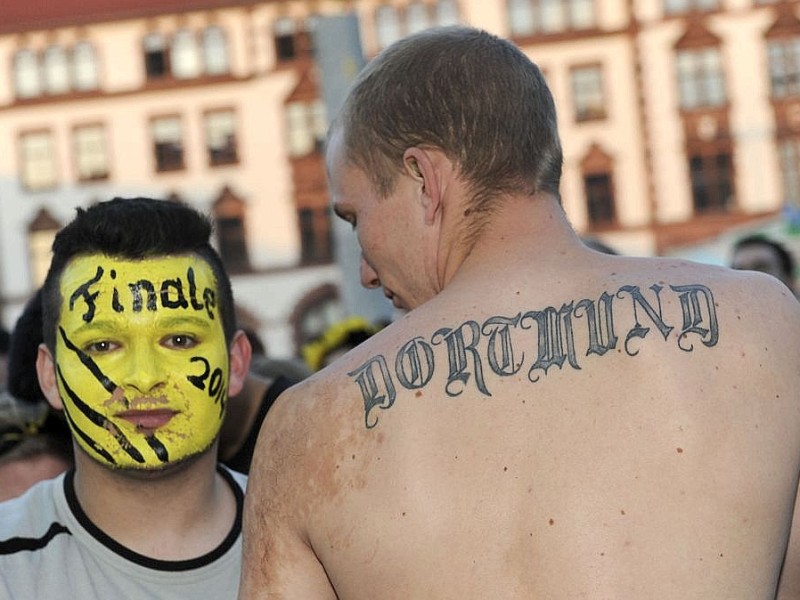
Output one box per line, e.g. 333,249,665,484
7,289,45,404
732,234,795,282
41,197,236,351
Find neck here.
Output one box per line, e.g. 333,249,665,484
438,192,583,288
72,445,238,560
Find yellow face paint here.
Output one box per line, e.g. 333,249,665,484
55,254,229,470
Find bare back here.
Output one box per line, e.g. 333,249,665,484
241,253,800,599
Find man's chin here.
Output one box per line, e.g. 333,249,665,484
79,440,217,478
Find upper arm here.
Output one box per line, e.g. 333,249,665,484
238,386,337,600
777,482,800,599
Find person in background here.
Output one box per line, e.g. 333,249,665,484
731,234,796,294
301,316,384,372
0,288,72,501
239,26,800,599
0,197,251,599
0,327,10,391
218,325,309,474
0,414,72,502
581,236,619,256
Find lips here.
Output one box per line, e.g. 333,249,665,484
115,409,178,432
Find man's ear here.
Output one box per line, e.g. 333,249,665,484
403,146,443,224
227,330,252,398
36,344,64,411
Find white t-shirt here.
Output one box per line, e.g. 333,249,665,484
0,466,247,599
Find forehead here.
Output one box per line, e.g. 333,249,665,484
61,253,215,288
58,253,218,322
325,131,374,209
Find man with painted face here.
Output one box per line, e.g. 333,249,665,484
239,27,800,599
0,197,251,599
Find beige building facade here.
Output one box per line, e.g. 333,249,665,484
0,0,798,356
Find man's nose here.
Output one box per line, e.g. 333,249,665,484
119,345,164,394
359,255,380,289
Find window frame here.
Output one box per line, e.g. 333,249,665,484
18,129,58,191
72,122,110,182
150,114,185,172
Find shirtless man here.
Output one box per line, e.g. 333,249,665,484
239,26,800,599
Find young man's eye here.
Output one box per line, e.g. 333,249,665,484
84,341,118,354
163,334,198,349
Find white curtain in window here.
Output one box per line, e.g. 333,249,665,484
72,41,99,90
44,46,70,94
407,2,430,35
152,116,182,143
172,30,201,79
376,5,402,49
540,0,565,33
570,0,595,29
21,132,57,189
508,0,534,36
74,125,108,180
436,0,460,26
203,26,229,75
14,49,41,98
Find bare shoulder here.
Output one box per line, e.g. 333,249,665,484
695,260,799,339
246,352,377,519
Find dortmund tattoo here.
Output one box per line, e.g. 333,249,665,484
348,282,720,429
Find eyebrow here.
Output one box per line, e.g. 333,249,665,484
156,315,214,331
70,320,121,336
70,315,213,337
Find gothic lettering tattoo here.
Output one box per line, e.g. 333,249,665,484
348,282,720,429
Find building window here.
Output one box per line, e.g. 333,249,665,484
43,46,70,95
298,207,334,264
689,152,733,213
151,116,184,172
73,124,109,181
274,17,298,61
407,2,431,35
216,216,249,273
376,5,402,49
286,100,327,157
28,208,61,287
19,131,57,190
509,0,535,36
584,173,615,226
72,41,99,91
507,0,595,36
212,186,250,274
436,0,460,26
581,144,615,228
205,109,239,166
676,47,726,109
768,37,800,98
144,33,170,79
203,26,229,75
171,29,201,79
13,49,41,99
436,0,461,27
292,284,344,351
664,0,719,14
779,137,800,205
571,64,606,121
